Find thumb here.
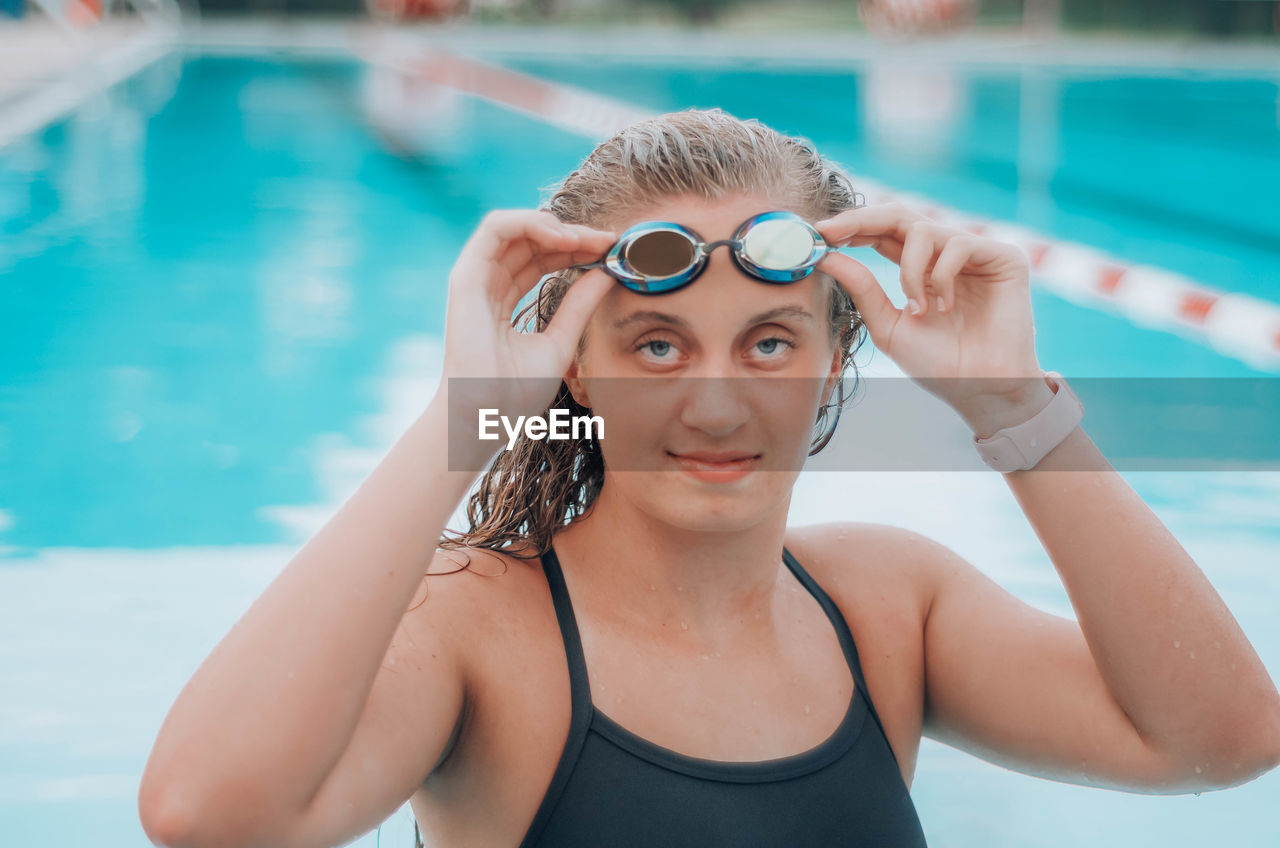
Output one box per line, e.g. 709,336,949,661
541,268,614,362
819,252,898,347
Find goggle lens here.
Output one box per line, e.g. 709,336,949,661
740,219,817,270
623,229,698,277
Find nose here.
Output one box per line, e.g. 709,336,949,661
677,359,753,439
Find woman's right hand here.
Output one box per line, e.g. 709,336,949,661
438,209,617,423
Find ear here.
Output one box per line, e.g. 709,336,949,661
564,358,591,408
820,344,843,407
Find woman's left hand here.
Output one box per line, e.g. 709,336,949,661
814,202,1048,429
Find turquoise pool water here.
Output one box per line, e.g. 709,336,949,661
1,51,1278,847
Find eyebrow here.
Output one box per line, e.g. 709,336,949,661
612,305,816,331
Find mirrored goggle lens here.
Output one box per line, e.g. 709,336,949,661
741,219,816,270
623,230,697,277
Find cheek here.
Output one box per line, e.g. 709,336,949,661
586,380,674,469
764,376,825,421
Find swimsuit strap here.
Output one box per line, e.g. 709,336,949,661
781,545,900,770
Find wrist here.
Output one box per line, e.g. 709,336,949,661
955,377,1057,440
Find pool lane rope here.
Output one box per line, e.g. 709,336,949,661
352,38,1280,374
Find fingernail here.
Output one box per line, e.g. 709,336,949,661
908,298,922,315
935,296,945,312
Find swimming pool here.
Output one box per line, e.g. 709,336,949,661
2,44,1278,847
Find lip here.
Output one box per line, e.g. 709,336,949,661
670,451,759,463
668,451,761,481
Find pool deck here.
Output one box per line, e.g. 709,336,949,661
204,18,1280,72
7,15,1273,136
1,15,1275,132
3,15,1279,77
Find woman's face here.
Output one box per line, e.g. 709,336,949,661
565,192,842,532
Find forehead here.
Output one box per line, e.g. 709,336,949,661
609,192,810,237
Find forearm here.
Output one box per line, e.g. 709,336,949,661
141,391,491,828
963,388,1280,778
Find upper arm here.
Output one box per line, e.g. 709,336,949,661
280,551,473,848
907,527,1190,793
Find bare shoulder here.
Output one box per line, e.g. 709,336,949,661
784,520,941,626
393,543,554,773
400,544,550,667
784,521,945,785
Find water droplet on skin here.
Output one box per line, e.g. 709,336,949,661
804,703,811,714
680,621,688,630
1189,651,1196,659
1174,640,1181,649
649,583,656,591
701,654,710,660
1194,765,1202,774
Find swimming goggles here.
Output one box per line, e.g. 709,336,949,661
569,210,840,295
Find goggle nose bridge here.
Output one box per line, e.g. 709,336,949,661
700,237,743,254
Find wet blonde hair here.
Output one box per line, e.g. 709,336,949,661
436,107,867,564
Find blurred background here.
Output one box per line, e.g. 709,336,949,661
2,2,1279,847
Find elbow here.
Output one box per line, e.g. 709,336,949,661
138,775,196,848
137,771,293,848
1241,697,1280,779
1190,702,1280,791
1262,701,1280,773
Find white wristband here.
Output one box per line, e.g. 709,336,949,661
973,371,1084,472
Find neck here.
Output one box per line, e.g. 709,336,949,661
550,476,792,652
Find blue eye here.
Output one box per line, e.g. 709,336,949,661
635,337,680,361
754,337,795,357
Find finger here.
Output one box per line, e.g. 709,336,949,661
497,222,614,279
815,202,927,252
500,246,610,318
898,220,939,317
463,210,611,276
929,235,975,313
540,268,615,362
465,223,613,318
817,251,899,349
495,224,560,277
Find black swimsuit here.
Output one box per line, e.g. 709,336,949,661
519,544,929,847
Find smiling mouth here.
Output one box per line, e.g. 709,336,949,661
667,452,762,472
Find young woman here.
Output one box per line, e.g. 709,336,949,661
139,108,1280,848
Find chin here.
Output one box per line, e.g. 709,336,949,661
628,469,796,533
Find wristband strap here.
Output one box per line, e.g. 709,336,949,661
973,371,1084,472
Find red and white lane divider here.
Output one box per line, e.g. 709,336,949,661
856,181,1280,372
351,38,1280,372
